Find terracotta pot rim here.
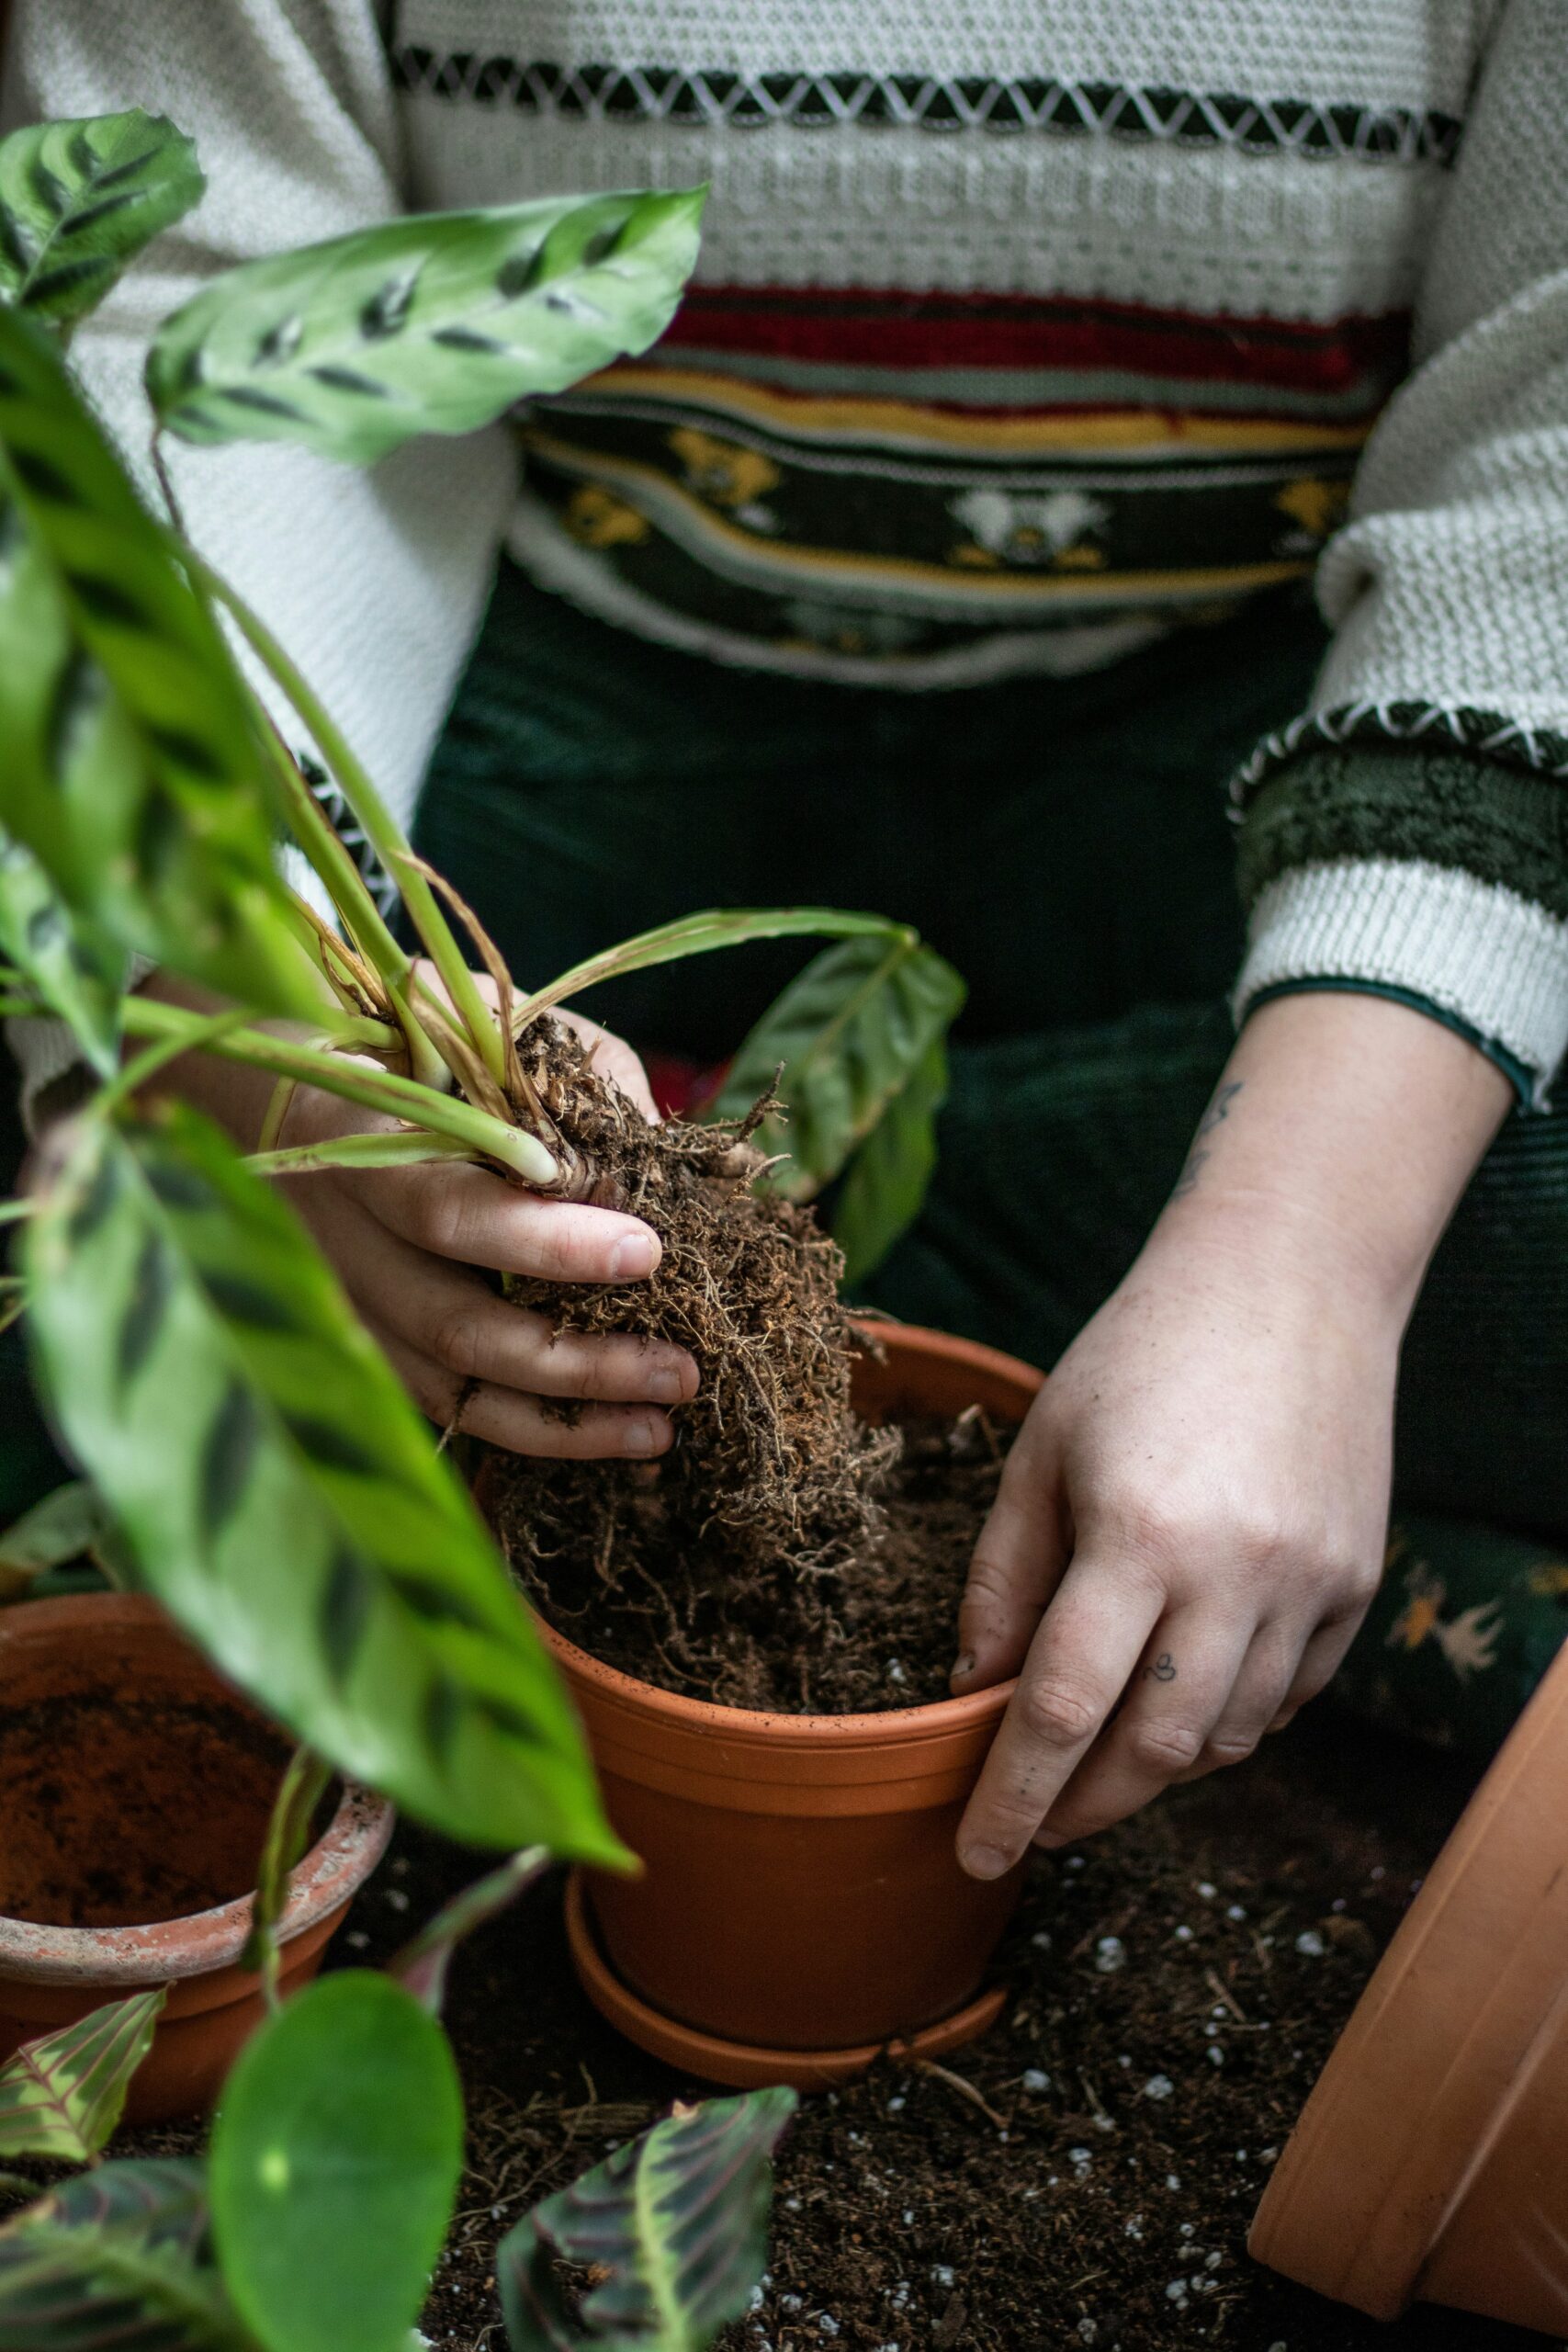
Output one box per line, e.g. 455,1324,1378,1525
532,1318,1036,1746
0,1594,394,1985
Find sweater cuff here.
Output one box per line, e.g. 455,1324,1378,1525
1233,859,1568,1106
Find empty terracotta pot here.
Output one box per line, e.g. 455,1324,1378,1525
1250,1624,1568,2333
520,1322,1041,2088
0,1592,393,2121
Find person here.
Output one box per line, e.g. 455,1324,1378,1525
6,1,1568,1875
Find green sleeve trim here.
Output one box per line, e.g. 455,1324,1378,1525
1242,978,1535,1109
1235,742,1568,922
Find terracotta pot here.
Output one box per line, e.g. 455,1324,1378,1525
0,1593,393,2122
1249,1628,1568,2333
515,1322,1042,2089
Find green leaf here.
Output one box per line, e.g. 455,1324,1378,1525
0,829,124,1078
147,187,705,467
0,111,204,327
515,908,909,1029
831,1033,949,1284
0,2159,246,2351
0,1989,166,2163
0,1479,109,1593
0,304,316,1021
209,1973,463,2352
499,2088,796,2352
707,934,964,1204
243,1130,479,1179
24,1104,625,1860
389,1847,550,2015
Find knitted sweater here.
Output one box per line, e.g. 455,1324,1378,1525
6,0,1568,1102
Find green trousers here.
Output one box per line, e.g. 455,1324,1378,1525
412,561,1568,1760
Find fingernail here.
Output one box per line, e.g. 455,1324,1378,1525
958,1841,1012,1883
648,1365,687,1405
950,1651,976,1686
609,1230,657,1282
623,1415,664,1456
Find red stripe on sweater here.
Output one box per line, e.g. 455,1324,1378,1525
662,285,1409,397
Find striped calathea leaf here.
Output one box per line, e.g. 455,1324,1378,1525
146,186,705,466
23,1101,626,1860
0,1989,166,2164
0,304,316,1023
499,2088,796,2352
0,110,204,328
0,827,125,1079
0,2160,245,2352
705,931,965,1276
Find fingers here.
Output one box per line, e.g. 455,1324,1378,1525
345,1157,665,1285
1267,1608,1366,1732
367,1320,677,1459
954,1554,1165,1881
357,1224,698,1407
950,1412,1069,1692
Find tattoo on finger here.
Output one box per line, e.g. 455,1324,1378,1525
1145,1651,1178,1683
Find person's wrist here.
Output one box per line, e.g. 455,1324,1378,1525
1144,1175,1425,1330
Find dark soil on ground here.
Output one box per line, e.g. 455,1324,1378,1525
495,1410,1010,1713
112,1707,1545,2351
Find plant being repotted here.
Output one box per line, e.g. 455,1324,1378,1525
0,106,1027,2088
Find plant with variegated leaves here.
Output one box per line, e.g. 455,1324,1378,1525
0,107,963,1862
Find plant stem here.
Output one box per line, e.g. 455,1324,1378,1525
183,548,508,1090
119,996,558,1184
242,1748,333,2011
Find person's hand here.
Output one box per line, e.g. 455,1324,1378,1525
271,981,698,1459
950,1208,1393,1876
949,991,1513,1880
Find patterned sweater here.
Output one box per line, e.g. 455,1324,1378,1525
6,0,1568,1102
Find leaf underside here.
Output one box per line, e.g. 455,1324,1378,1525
500,2088,796,2352
0,1988,166,2164
23,1103,620,1859
0,109,204,327
147,187,705,465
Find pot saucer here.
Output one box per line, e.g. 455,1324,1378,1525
565,1870,1007,2091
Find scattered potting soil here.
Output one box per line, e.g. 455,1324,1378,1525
101,1705,1543,2352
494,1409,1011,1713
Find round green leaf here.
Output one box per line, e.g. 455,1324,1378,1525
209,1973,463,2352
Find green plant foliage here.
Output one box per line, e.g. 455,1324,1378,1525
705,933,964,1266
0,2159,244,2351
24,1103,626,1860
209,1973,463,2352
0,1989,166,2163
0,110,204,327
390,1847,551,2015
146,187,705,466
830,1033,950,1284
0,1479,109,1597
500,2088,796,2352
0,830,124,1079
513,907,908,1027
0,306,315,1022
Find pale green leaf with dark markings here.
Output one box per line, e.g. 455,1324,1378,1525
146,187,705,465
0,2160,245,2352
0,305,317,1021
0,827,123,1078
0,1480,109,1594
24,1105,624,1859
0,110,203,328
501,2089,796,2352
0,1989,166,2164
705,934,964,1272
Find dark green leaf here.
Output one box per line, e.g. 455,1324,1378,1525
0,1480,109,1593
389,1847,550,2015
0,112,203,328
831,1033,949,1284
0,1989,165,2163
0,305,316,1021
501,2089,795,2352
209,1973,462,2352
0,2159,244,2351
24,1106,623,1859
147,187,705,466
515,907,909,1029
0,827,123,1077
706,934,964,1208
